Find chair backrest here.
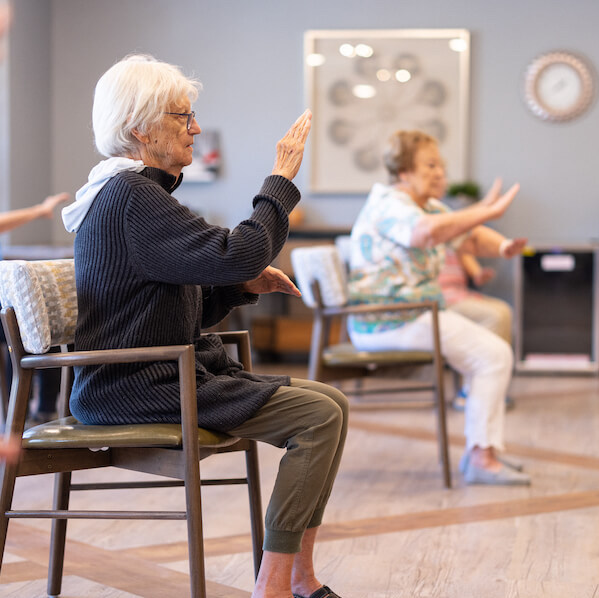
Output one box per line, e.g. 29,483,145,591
290,245,349,308
0,259,77,354
334,235,352,267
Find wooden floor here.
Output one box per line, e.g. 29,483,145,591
1,364,599,597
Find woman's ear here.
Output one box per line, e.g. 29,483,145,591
131,127,150,144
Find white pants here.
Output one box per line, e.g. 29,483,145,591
349,310,513,451
449,295,513,344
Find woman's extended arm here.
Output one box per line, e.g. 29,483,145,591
0,192,71,234
410,180,519,248
458,252,496,287
461,225,527,258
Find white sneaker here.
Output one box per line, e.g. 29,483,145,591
459,451,524,474
464,461,531,486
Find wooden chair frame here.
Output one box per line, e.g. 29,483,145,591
308,281,451,488
0,307,264,598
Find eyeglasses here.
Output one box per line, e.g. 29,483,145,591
164,110,196,131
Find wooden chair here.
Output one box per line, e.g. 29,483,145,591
0,341,9,425
0,259,264,598
291,245,451,488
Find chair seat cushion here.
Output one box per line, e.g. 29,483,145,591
323,343,434,367
22,416,240,450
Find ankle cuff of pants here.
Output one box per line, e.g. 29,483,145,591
308,506,325,529
264,528,304,554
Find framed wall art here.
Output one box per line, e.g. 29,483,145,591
304,29,470,194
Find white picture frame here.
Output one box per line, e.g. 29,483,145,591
304,29,471,194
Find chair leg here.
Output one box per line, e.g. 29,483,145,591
0,345,9,427
429,304,452,488
433,364,452,489
185,460,206,598
47,472,71,597
245,441,264,579
0,461,18,573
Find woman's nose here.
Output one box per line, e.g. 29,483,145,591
190,118,201,135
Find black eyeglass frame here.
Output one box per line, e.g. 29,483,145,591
164,110,196,131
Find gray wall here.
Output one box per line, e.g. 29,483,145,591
7,0,599,301
7,0,52,244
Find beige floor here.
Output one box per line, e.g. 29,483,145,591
1,365,599,597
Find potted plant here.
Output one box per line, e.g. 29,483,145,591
444,180,481,209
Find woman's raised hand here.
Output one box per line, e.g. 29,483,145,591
271,109,312,181
479,178,520,220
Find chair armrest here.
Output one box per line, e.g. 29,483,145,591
20,345,194,369
207,330,252,372
314,300,443,366
208,330,248,345
23,331,252,370
321,300,439,318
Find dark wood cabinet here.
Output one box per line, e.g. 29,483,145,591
251,226,349,358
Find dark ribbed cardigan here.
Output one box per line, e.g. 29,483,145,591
71,167,299,431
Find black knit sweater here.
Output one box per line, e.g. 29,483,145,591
71,167,299,430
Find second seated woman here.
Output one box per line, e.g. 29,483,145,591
347,129,530,486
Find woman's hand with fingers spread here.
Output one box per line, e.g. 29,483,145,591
479,179,520,220
271,109,312,181
500,237,528,259
242,266,301,297
472,266,496,287
39,192,72,219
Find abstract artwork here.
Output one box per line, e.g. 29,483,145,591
304,29,470,193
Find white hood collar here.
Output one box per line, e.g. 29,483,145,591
62,157,145,233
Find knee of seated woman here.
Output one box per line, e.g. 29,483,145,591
326,386,350,417
294,379,349,420
311,395,346,438
489,337,514,371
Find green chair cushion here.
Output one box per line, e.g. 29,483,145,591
22,416,239,450
323,342,434,367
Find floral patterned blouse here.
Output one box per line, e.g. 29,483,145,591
348,183,464,334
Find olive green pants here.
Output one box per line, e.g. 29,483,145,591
228,378,349,553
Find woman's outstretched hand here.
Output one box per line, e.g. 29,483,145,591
479,178,520,220
500,237,528,259
271,109,312,181
242,266,301,297
38,192,72,219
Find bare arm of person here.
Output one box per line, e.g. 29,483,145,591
458,252,496,287
460,224,527,259
410,180,520,248
0,192,71,234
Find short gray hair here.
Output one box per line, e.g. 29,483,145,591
92,54,201,157
383,129,437,183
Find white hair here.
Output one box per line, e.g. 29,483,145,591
92,54,201,157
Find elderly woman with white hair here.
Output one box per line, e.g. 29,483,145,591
62,54,347,598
